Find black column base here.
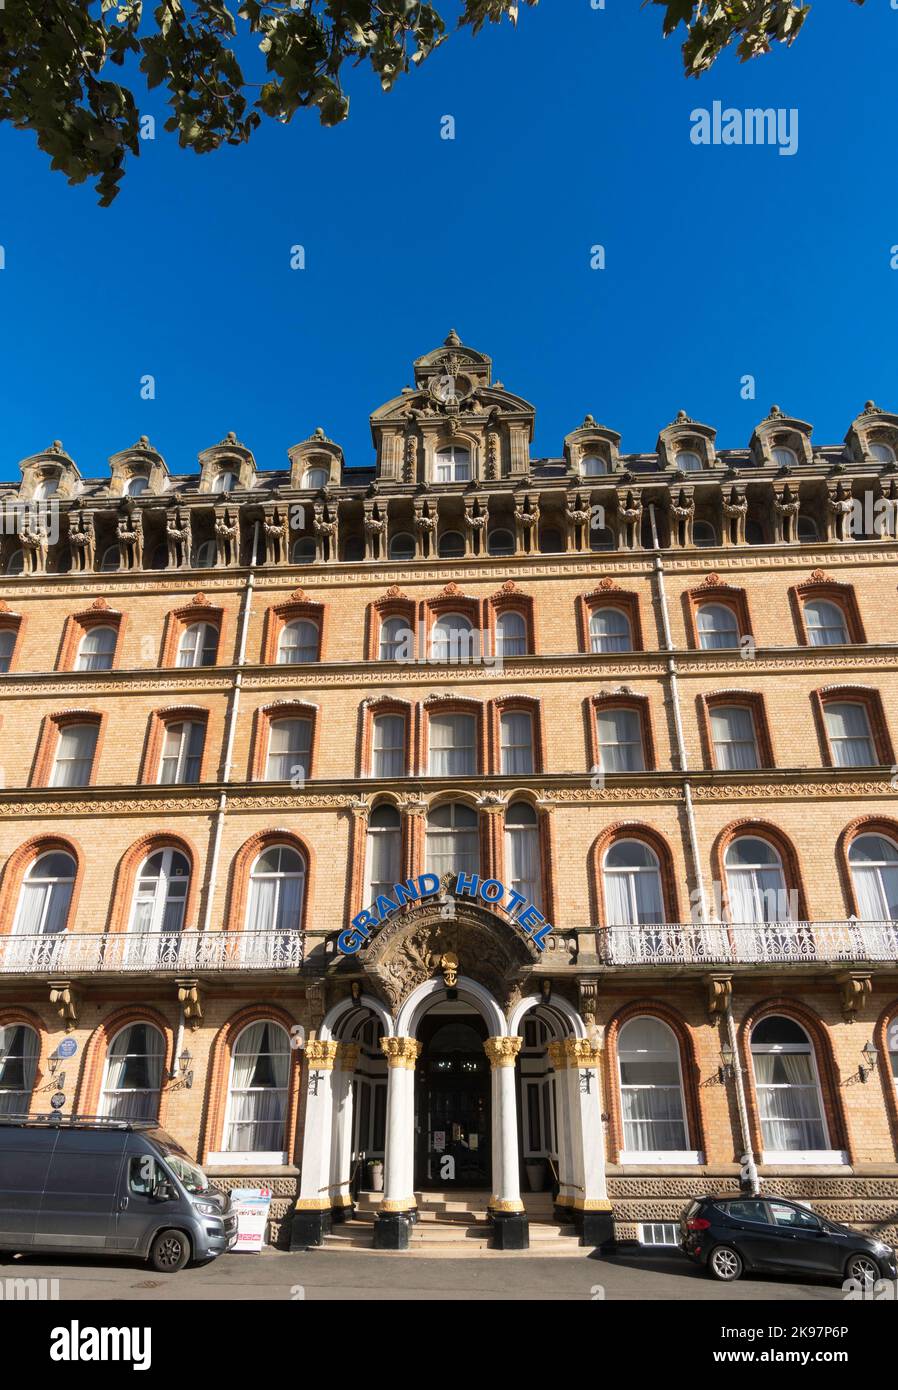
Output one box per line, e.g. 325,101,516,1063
290,1207,332,1250
573,1208,615,1249
490,1210,529,1251
331,1202,354,1225
373,1211,413,1250
554,1202,575,1225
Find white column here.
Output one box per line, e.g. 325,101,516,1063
379,1037,420,1213
547,1041,578,1211
329,1043,359,1214
292,1039,340,1245
564,1038,612,1240
484,1037,524,1213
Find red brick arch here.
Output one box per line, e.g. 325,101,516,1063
836,815,898,918
589,822,681,928
106,833,200,934
200,1004,302,1165
0,1006,49,1113
711,819,809,922
77,1005,175,1125
223,829,314,934
603,999,706,1164
737,997,851,1163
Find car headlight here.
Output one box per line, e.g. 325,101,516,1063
194,1201,221,1217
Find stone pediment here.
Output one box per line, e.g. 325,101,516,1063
361,899,539,1014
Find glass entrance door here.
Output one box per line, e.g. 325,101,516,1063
414,1013,491,1189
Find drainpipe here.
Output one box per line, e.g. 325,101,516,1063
200,521,259,934
649,506,759,1191
171,1004,186,1080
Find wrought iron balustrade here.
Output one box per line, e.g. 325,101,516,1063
599,920,898,966
0,929,304,974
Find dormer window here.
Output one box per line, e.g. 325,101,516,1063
772,446,798,469
677,450,702,472
212,470,238,494
870,442,896,464
33,478,58,501
581,455,607,476
302,467,329,490
124,476,149,497
434,447,471,483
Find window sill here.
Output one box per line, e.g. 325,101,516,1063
205,1152,288,1168
761,1150,848,1166
619,1151,705,1165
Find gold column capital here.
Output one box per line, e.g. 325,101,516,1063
564,1037,601,1068
306,1039,340,1071
483,1036,523,1068
547,1039,568,1071
380,1036,421,1069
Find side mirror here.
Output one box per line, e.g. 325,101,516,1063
152,1180,174,1202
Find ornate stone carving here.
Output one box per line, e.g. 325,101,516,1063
176,977,203,1029
483,1036,523,1068
306,1039,339,1071
48,980,79,1031
380,1036,421,1069
836,971,873,1022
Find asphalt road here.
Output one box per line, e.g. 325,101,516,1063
0,1247,848,1301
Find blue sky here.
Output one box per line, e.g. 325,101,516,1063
0,1,896,480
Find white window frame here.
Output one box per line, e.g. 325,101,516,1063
710,704,759,771
433,446,471,483
823,701,876,768
127,848,190,935
208,1021,291,1167
750,1023,844,1165
158,720,205,785
50,722,99,787
617,1016,701,1164
177,622,218,668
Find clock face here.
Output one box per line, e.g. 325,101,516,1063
430,369,471,405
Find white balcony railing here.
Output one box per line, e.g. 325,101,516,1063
600,920,898,966
0,929,304,975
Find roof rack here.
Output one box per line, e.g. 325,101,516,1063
0,1113,158,1131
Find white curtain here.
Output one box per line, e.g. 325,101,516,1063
266,720,311,781
824,703,874,767
753,1051,827,1150
0,1025,39,1116
278,621,317,664
367,826,401,899
373,716,405,777
226,1023,289,1153
697,604,738,650
77,626,116,670
51,724,98,787
618,1019,688,1151
159,721,204,784
727,866,788,924
102,1025,164,1120
500,712,533,774
590,608,631,653
505,824,540,901
15,858,74,936
597,708,643,772
497,612,526,657
247,872,304,933
605,867,664,926
710,706,758,770
429,714,476,775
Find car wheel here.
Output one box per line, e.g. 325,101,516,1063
708,1244,743,1282
149,1230,191,1274
846,1253,881,1288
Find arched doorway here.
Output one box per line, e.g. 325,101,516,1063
414,1006,490,1190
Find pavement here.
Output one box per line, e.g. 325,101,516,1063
0,1247,848,1301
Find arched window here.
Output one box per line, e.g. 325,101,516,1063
438,530,465,559
211,470,238,494
389,532,415,561
750,1016,828,1154
0,630,15,673
589,607,632,653
51,722,99,787
434,446,471,483
223,1021,290,1156
889,1019,898,1088
0,1024,40,1116
372,714,405,778
870,442,896,464
365,804,401,901
603,840,664,926
100,1023,165,1120
504,802,540,902
177,622,219,668
696,603,739,650
246,846,305,932
797,516,818,543
595,706,644,772
265,718,311,781
159,720,205,785
129,849,190,934
431,612,476,662
192,540,216,568
848,834,898,921
823,702,875,767
303,467,329,490
500,710,533,774
676,450,702,472
379,616,413,662
496,610,526,658
709,704,759,770
804,599,848,646
428,712,476,776
581,455,607,476
724,837,790,923
12,851,76,935
488,529,515,557
426,803,479,879
124,476,149,497
291,537,316,564
76,625,117,671
5,550,24,577
693,521,717,547
772,446,798,469
33,478,59,501
617,1017,688,1155
277,619,318,665
100,545,120,572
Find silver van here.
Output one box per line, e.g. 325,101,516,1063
0,1115,237,1272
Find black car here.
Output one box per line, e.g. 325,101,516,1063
680,1194,898,1285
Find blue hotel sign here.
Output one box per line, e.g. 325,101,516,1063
338,871,551,956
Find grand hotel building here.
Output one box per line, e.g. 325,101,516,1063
2,332,898,1252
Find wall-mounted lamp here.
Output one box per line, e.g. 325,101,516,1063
170,1049,194,1089
859,1040,879,1083
718,1041,736,1085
